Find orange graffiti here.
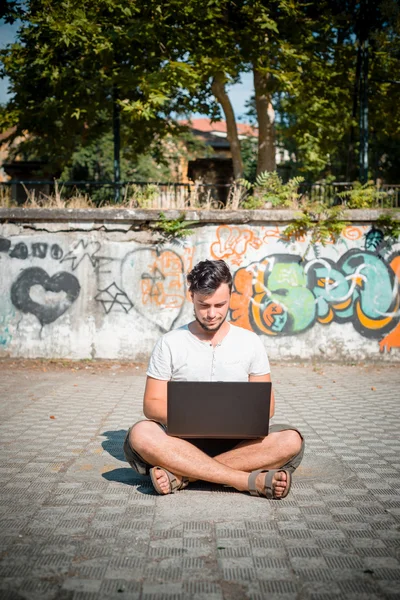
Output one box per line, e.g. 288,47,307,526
211,225,262,266
379,322,400,353
342,226,365,241
141,250,186,308
229,267,254,331
380,254,400,353
318,307,334,324
182,246,194,274
263,226,281,241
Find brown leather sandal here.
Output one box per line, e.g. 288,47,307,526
150,466,189,495
248,468,292,499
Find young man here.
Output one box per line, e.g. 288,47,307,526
124,259,304,499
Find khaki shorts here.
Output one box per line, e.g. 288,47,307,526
123,421,305,476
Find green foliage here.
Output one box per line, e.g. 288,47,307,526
283,204,348,255
273,0,400,182
152,212,195,239
239,171,304,208
0,0,201,171
1,0,399,184
337,182,389,209
129,185,160,209
240,137,258,183
240,195,265,210
374,215,400,241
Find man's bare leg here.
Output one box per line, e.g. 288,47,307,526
129,422,301,498
214,430,302,471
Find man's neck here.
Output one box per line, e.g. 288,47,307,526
189,320,230,345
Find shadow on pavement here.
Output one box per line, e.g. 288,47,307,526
102,467,155,494
101,429,127,461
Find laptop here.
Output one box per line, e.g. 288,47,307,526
167,381,271,439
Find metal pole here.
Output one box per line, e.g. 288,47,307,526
359,1,369,184
113,84,121,203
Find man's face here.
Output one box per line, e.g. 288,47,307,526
192,283,231,332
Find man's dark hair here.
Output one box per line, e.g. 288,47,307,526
187,259,232,295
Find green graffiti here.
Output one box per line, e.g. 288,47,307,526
231,249,400,340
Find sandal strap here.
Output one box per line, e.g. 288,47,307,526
154,467,188,493
263,470,275,499
248,469,266,497
166,470,189,493
249,469,290,500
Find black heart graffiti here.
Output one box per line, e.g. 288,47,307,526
11,267,80,326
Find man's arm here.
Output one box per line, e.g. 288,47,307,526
249,373,275,418
143,376,168,424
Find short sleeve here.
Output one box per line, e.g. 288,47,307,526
249,334,270,376
146,336,172,380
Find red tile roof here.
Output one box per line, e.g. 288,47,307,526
179,118,257,137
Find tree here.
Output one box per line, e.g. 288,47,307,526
2,0,399,185
173,0,322,178
274,0,400,182
0,0,200,173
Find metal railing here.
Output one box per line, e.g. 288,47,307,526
1,179,399,208
0,180,233,208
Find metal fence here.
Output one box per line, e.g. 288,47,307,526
0,179,399,209
0,180,232,208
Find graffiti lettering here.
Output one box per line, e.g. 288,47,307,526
32,243,48,259
231,249,400,340
50,244,63,260
211,225,262,265
11,267,80,326
10,242,28,260
1,238,64,260
0,237,11,253
95,283,133,314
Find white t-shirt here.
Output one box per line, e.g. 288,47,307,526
147,323,270,382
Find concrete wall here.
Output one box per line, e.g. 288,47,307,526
0,208,399,362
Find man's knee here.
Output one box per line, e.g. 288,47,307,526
129,420,159,452
269,425,305,472
128,419,168,455
280,429,303,455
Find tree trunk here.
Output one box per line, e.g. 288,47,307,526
254,68,276,174
211,72,243,179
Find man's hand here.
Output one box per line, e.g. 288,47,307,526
143,377,168,424
249,373,275,418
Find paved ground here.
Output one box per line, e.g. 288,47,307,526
0,360,400,600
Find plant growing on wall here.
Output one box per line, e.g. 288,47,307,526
151,212,195,241
337,181,389,208
239,171,305,209
283,203,348,259
367,215,400,254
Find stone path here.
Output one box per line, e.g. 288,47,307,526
0,361,399,599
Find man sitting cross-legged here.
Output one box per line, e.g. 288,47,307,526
124,259,304,500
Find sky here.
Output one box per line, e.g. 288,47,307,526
0,20,254,120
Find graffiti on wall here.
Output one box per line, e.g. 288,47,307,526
95,283,133,314
60,239,113,272
211,225,262,265
1,225,400,354
1,236,117,329
121,247,190,332
0,236,64,260
231,248,400,345
10,267,81,326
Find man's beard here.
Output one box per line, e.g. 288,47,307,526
194,309,227,332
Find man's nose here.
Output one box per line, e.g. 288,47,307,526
207,306,216,318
